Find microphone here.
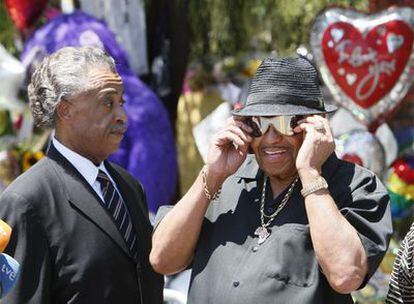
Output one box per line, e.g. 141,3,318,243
0,253,19,298
0,220,11,253
0,220,19,298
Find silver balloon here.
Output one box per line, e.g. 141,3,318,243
0,44,25,111
311,7,414,131
335,130,386,178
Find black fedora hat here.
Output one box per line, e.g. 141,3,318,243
233,57,337,116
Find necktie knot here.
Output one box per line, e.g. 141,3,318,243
97,170,111,187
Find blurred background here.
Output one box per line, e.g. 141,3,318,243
1,0,414,303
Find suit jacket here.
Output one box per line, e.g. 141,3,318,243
0,144,163,303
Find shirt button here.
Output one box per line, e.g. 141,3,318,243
267,207,274,213
233,281,240,287
252,245,259,252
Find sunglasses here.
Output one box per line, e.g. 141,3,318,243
245,115,306,137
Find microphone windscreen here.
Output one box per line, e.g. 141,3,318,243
0,221,11,253
0,253,19,298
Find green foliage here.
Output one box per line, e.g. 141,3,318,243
0,0,18,56
188,0,369,59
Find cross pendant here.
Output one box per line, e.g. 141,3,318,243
254,226,270,245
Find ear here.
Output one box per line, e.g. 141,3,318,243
56,100,72,122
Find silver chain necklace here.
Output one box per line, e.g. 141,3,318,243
254,176,298,245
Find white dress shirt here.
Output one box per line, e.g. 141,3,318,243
52,137,123,202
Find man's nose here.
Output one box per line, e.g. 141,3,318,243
115,103,127,123
263,125,283,142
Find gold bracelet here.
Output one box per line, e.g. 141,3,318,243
201,166,222,201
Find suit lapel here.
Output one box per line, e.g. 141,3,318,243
47,144,132,259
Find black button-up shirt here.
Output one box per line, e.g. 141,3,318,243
156,153,392,304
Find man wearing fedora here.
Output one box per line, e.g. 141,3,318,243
150,57,392,303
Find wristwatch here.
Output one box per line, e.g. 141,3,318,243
301,176,328,197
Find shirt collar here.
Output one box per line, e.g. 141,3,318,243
52,137,103,187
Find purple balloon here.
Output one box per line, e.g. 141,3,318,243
21,11,177,213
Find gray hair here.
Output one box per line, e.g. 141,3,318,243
28,46,117,129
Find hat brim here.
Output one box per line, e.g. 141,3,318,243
232,102,337,117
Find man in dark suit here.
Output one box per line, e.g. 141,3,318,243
0,46,164,303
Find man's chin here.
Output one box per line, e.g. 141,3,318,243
110,142,122,151
106,139,122,154
107,133,125,147
262,164,296,179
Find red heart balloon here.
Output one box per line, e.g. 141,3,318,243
311,7,414,131
323,20,413,108
5,0,48,31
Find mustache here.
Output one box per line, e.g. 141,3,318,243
109,123,126,133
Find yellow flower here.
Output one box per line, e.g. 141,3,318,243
22,151,44,172
242,59,262,77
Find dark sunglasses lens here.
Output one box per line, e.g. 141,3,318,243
290,115,305,130
245,118,262,137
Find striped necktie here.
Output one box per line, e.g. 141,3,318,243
96,170,138,258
